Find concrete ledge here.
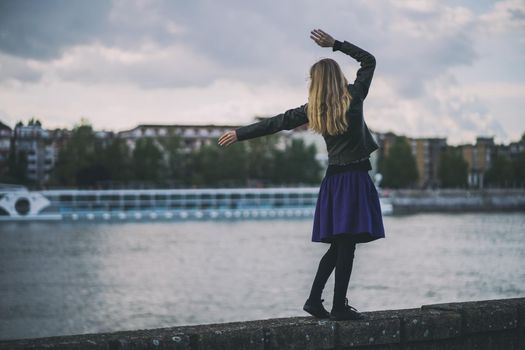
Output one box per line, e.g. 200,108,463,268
421,297,522,333
1,297,524,350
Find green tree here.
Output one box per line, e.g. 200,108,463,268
27,117,41,127
512,151,525,187
484,155,514,188
99,138,132,186
1,148,28,185
158,135,191,187
187,141,248,187
221,141,249,187
188,143,221,187
51,120,98,187
378,136,418,188
437,147,468,188
245,135,280,186
52,120,135,188
132,138,163,185
273,138,322,185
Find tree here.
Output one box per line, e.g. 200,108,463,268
1,147,28,184
484,155,514,188
512,151,525,187
437,147,468,188
132,138,163,185
51,120,98,187
378,136,418,188
158,135,191,187
245,135,280,186
273,138,322,185
27,117,41,127
99,138,132,186
187,141,248,187
187,143,222,187
220,141,249,186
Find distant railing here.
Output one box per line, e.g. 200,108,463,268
0,183,27,191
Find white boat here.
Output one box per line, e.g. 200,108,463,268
0,185,393,222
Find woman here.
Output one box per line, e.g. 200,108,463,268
217,29,385,321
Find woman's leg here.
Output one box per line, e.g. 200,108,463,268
332,236,357,310
308,243,337,301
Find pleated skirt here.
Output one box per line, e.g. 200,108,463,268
311,159,386,244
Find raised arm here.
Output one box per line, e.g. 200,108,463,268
234,104,308,141
310,29,376,101
333,40,376,101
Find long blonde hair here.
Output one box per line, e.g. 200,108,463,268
307,58,352,136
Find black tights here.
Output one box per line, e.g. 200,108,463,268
308,235,356,310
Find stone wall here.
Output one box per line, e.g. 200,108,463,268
1,297,524,350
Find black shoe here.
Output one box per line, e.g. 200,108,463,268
303,298,330,319
330,298,366,321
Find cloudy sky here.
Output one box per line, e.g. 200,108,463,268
0,0,524,144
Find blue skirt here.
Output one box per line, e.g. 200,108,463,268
311,159,385,244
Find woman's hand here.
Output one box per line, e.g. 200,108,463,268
310,29,335,48
218,130,238,147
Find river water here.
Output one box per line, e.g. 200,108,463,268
1,212,524,340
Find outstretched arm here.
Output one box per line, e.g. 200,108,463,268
218,104,308,146
310,29,376,101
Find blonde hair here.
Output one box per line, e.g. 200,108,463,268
307,58,352,136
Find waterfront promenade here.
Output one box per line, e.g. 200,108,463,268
387,188,525,214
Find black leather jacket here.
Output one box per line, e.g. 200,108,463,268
235,39,379,165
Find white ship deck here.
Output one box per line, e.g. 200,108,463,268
0,187,393,221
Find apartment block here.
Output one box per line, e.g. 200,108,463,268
459,137,494,188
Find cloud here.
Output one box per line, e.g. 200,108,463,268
364,74,508,145
0,0,484,93
0,52,42,83
479,0,525,33
0,0,112,60
0,0,523,144
48,42,220,88
0,78,307,131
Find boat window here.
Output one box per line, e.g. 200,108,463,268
100,195,120,201
139,194,151,201
59,195,73,202
124,203,136,210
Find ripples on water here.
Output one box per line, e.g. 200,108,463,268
0,213,524,340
